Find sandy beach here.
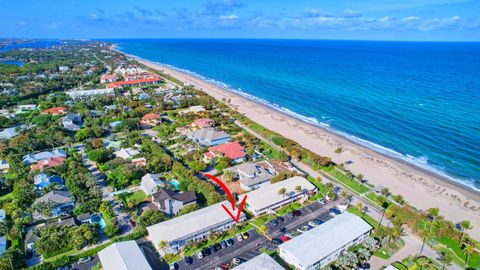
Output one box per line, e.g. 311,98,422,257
133,56,480,240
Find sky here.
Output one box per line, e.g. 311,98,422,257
1,0,480,41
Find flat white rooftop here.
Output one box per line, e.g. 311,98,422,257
279,212,372,267
232,253,284,270
98,240,152,270
147,200,245,245
239,176,316,210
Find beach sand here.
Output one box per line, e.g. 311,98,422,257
135,57,480,240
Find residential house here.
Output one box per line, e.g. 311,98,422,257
140,174,164,195
109,120,122,130
34,173,63,190
61,113,82,131
114,148,140,160
107,77,163,88
58,66,69,72
66,88,114,99
187,128,231,146
224,162,274,191
25,227,40,252
100,74,118,84
140,113,161,126
192,118,214,129
204,141,246,163
151,188,197,216
33,190,74,218
23,149,67,164
42,107,67,115
30,157,66,171
98,241,152,270
0,160,9,173
132,157,147,167
0,127,18,140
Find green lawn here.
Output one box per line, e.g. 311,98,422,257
322,167,370,194
0,192,14,202
347,206,379,228
118,190,148,207
436,236,480,268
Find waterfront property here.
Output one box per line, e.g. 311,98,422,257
187,128,231,146
107,77,163,88
147,200,246,255
151,188,197,216
278,212,372,270
98,240,152,270
238,176,316,216
204,141,246,163
224,162,274,191
100,74,118,84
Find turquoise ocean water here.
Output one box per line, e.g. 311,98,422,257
119,40,479,191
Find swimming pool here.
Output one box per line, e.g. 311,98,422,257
91,214,106,229
169,180,180,190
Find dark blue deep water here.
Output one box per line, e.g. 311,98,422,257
118,39,480,190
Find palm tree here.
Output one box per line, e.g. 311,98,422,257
278,187,287,197
417,256,430,270
459,220,472,243
339,190,348,200
335,147,343,164
376,195,388,226
295,185,302,194
421,208,439,255
440,251,453,270
463,244,474,266
357,247,370,263
380,187,390,197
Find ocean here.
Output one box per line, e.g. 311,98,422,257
112,39,480,191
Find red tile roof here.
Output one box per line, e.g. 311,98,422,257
30,156,66,171
107,77,163,88
42,107,67,115
142,113,161,120
192,118,214,128
205,142,246,160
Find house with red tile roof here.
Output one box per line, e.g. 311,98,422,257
41,107,67,115
192,118,214,129
204,142,246,163
140,113,161,126
30,156,66,171
107,77,163,88
100,74,118,84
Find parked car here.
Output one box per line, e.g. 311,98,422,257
271,238,282,245
236,234,243,241
210,245,217,253
292,210,302,216
308,218,322,227
318,198,326,205
184,256,193,265
277,216,285,223
241,232,250,239
281,235,292,242
297,225,312,233
286,212,294,218
279,227,287,233
329,208,341,216
271,219,278,226
214,243,222,251
220,240,227,249
169,262,178,270
77,257,93,264
232,258,241,266
203,248,211,256
196,250,204,259
226,238,234,246
220,263,229,270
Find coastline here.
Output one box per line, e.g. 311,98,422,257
123,51,480,239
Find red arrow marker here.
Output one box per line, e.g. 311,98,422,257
204,173,247,223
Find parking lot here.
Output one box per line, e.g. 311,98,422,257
170,229,273,270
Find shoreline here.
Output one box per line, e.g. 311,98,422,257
121,51,480,239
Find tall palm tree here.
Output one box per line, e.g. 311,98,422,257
417,257,430,270
464,244,474,266
421,208,439,255
278,187,287,197
335,147,343,164
459,220,472,243
440,251,453,270
294,185,302,194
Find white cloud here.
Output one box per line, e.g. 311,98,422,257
343,9,362,18
220,14,239,20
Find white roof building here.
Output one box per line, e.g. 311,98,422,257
147,200,246,254
238,176,317,216
232,253,284,270
140,174,163,195
66,88,114,99
114,148,140,160
98,240,152,270
278,213,372,270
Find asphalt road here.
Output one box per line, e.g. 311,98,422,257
71,255,99,270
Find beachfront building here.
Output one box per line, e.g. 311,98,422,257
151,188,197,216
140,173,163,195
147,200,246,255
278,213,373,270
238,176,316,216
66,88,115,99
107,77,163,88
98,240,152,270
187,128,231,146
224,162,274,191
232,253,285,270
204,141,246,163
100,74,118,84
